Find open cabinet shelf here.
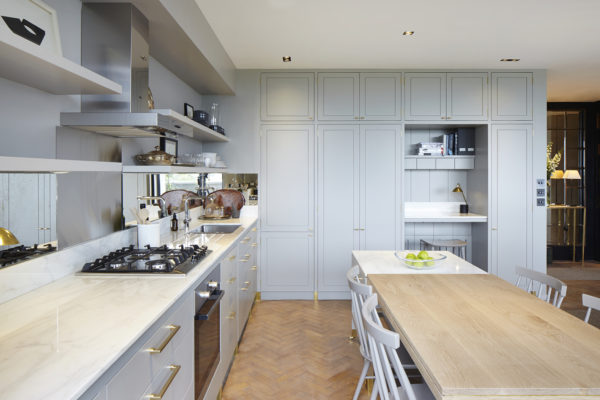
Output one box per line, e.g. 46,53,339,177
0,156,122,173
0,35,122,95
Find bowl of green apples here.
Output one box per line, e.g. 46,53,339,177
395,250,447,269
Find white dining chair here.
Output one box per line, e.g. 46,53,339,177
361,293,434,400
582,293,600,324
515,266,567,308
347,266,375,400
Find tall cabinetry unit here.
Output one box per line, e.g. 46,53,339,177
317,125,402,297
260,124,316,299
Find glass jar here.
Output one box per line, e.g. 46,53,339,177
209,103,220,128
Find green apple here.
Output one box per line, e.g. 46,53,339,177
417,250,429,260
405,253,417,260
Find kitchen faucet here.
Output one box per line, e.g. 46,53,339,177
136,196,166,218
184,194,203,234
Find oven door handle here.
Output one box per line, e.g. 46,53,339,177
194,290,224,320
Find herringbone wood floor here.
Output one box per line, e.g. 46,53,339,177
222,300,370,400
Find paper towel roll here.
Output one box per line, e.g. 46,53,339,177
138,223,160,248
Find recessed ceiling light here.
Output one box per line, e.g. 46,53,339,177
403,31,415,36
282,56,292,62
500,58,520,62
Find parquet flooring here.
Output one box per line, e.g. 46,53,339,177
222,300,370,400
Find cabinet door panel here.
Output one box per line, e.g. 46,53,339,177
491,73,532,120
447,73,488,120
360,125,402,250
260,232,315,292
405,73,446,120
491,125,532,284
361,73,402,120
318,73,359,120
260,73,314,121
317,125,359,292
260,125,315,231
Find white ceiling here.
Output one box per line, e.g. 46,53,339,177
195,0,600,102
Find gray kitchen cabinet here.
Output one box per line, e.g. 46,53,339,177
491,73,533,120
237,227,258,334
490,125,532,284
317,125,402,295
105,292,194,400
405,72,488,120
220,247,239,367
260,231,315,297
446,73,488,120
317,73,359,120
260,125,315,232
317,72,402,120
260,72,315,121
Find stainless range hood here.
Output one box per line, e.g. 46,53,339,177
61,3,227,142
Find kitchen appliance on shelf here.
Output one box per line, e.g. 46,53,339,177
194,265,223,399
0,243,56,268
80,244,210,275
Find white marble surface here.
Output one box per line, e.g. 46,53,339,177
353,250,486,276
0,216,257,400
404,201,487,223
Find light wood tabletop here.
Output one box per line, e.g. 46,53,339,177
368,274,600,400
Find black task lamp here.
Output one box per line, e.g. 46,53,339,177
452,183,469,214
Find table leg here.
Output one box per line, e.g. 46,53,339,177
582,207,586,268
573,208,576,262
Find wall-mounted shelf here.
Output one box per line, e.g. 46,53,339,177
0,156,122,173
155,109,230,142
122,165,228,174
405,156,475,170
0,35,122,95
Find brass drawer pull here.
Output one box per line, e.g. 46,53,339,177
146,365,181,399
241,281,251,291
240,258,250,263
146,325,180,354
250,266,257,271
251,243,258,247
251,227,257,232
228,277,236,284
227,311,236,319
228,255,236,261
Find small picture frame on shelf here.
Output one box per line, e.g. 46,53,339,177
160,137,178,160
0,0,62,55
184,103,194,119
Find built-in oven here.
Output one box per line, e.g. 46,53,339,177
194,265,223,400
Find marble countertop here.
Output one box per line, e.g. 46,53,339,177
404,202,487,223
353,250,486,275
0,216,257,400
404,213,487,222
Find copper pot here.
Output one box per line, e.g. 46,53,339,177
135,146,175,165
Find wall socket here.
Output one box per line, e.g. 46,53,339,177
536,188,545,196
537,179,545,186
536,198,545,206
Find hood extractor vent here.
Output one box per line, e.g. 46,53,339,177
61,3,224,141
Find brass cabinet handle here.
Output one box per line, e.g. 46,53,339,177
251,227,257,232
227,311,236,319
240,257,250,263
241,281,251,291
228,277,236,284
228,255,236,261
146,325,180,354
146,365,180,399
251,243,258,247
241,237,250,243
250,266,257,271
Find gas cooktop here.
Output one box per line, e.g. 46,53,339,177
81,244,210,275
0,244,57,268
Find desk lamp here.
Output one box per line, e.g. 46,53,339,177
452,183,469,214
0,227,19,245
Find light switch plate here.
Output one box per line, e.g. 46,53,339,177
536,188,545,196
536,179,545,186
537,198,545,206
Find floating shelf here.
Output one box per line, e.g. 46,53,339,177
405,156,475,170
122,165,228,174
0,156,122,173
404,155,475,159
154,109,230,143
0,35,122,95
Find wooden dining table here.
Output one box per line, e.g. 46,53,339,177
367,273,600,400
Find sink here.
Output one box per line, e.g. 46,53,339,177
191,224,241,234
